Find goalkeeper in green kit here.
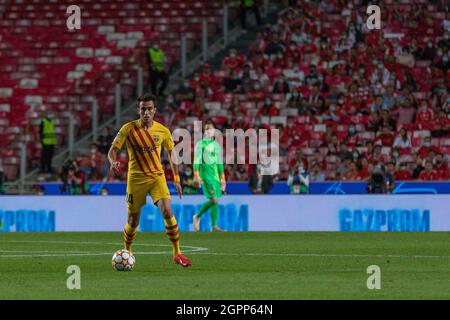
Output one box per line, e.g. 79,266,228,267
192,121,226,232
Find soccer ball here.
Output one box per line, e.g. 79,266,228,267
112,249,135,271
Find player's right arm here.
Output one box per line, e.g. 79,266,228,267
193,140,203,187
108,124,129,176
108,145,121,176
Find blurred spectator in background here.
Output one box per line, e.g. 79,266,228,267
346,124,358,142
60,159,88,195
337,157,351,179
370,62,391,86
257,97,279,116
114,151,129,181
249,31,266,54
338,142,353,162
286,91,304,113
357,158,371,181
35,185,45,195
412,154,425,179
148,40,168,97
249,162,274,194
251,67,270,87
367,111,382,132
88,143,104,180
175,80,196,104
248,81,266,101
434,51,449,72
239,64,253,92
420,40,435,61
239,0,262,31
382,85,396,110
160,160,173,182
272,75,290,94
264,32,284,56
395,162,412,181
98,154,110,181
418,136,441,158
378,110,397,132
100,187,109,196
96,126,113,155
366,164,388,194
161,101,176,126
229,97,245,115
305,65,319,87
431,110,450,137
309,150,326,171
385,162,396,192
223,48,246,71
434,153,449,180
419,160,438,181
224,69,243,93
40,112,57,174
284,64,305,88
396,46,415,68
290,24,309,45
322,103,341,125
416,101,434,129
287,164,310,194
370,145,387,165
309,162,325,182
181,165,199,195
375,126,395,147
76,154,91,180
0,159,4,194
234,164,248,181
393,127,412,149
289,148,308,169
342,161,359,181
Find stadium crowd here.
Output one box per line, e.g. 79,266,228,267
51,0,449,190
166,0,450,184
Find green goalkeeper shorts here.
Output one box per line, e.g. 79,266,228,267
202,179,222,199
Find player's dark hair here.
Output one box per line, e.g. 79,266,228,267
136,93,157,108
204,119,215,127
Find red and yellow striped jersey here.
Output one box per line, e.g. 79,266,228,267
112,120,174,179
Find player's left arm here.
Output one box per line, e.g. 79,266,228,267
164,129,182,199
216,142,226,191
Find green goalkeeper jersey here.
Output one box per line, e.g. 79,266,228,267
193,138,224,182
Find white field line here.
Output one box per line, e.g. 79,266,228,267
0,240,208,258
189,252,450,259
1,240,449,260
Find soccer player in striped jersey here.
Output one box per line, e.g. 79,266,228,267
108,93,192,267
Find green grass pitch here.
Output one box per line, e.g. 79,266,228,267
0,232,449,299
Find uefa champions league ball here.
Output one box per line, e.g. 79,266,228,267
112,249,135,271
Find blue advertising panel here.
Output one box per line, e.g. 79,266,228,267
0,195,449,232
0,209,55,232
139,202,248,232
37,181,450,195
